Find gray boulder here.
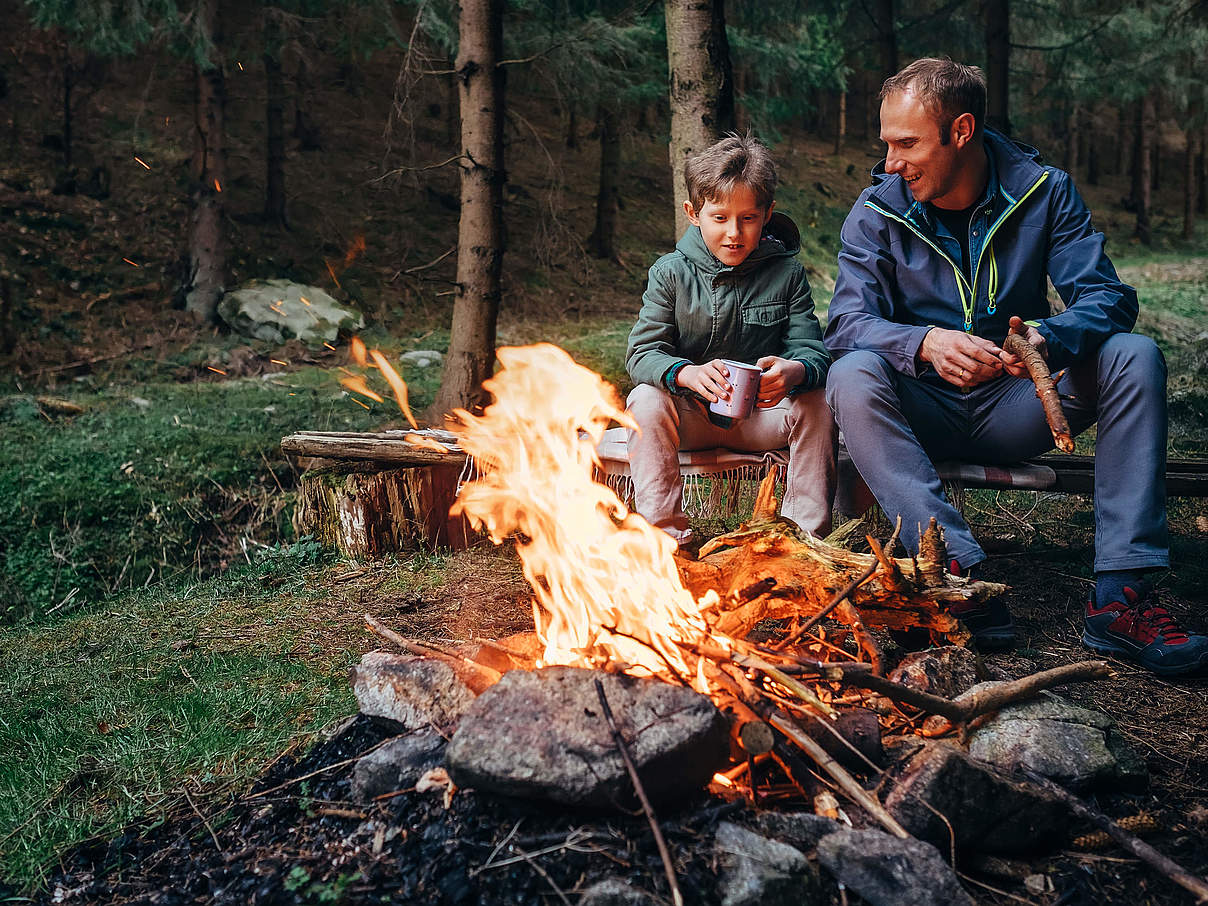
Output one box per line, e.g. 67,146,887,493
350,652,476,732
400,349,444,369
351,729,447,801
751,811,842,851
966,687,1147,791
888,646,981,698
715,822,819,906
445,666,728,810
816,828,975,906
883,738,1067,853
217,280,363,346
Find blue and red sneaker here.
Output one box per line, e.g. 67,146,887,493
946,560,1016,650
1083,584,1208,676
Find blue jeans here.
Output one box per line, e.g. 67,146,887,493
825,333,1168,573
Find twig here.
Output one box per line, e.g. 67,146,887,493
1021,770,1208,903
364,614,502,690
1002,332,1074,452
766,710,910,839
594,679,684,906
393,244,457,280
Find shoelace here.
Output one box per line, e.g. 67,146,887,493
1124,603,1189,644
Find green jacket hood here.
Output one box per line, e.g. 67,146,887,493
676,211,803,276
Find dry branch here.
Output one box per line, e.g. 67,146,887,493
364,614,501,692
1022,770,1208,903
1002,332,1074,452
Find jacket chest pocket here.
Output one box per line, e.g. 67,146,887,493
742,301,788,327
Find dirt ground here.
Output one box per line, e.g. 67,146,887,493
22,492,1208,906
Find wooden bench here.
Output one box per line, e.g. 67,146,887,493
281,429,1208,555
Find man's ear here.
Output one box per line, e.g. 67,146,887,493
683,200,700,225
763,200,776,225
951,112,977,149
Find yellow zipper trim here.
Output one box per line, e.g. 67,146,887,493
972,171,1049,317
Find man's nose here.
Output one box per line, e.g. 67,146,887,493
885,152,904,174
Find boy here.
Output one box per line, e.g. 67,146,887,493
625,133,836,548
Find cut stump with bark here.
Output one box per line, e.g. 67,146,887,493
295,462,476,557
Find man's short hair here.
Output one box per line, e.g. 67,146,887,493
684,133,777,211
880,58,986,144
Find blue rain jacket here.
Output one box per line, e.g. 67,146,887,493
824,129,1138,375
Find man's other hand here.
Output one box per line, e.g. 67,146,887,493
755,356,806,407
919,328,1004,389
676,359,732,402
998,315,1048,378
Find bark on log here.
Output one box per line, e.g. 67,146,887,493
281,431,467,466
295,462,476,557
1002,333,1074,452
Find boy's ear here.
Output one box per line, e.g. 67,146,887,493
683,200,700,225
763,200,776,225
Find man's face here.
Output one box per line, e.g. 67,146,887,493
684,182,774,267
880,89,964,207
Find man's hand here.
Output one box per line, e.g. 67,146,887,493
919,328,1004,389
676,359,732,402
754,356,806,407
998,315,1048,378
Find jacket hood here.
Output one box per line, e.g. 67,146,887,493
867,129,1047,214
676,210,802,276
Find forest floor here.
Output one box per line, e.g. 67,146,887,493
3,37,1208,904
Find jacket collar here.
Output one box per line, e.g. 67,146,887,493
677,211,802,276
866,129,1046,220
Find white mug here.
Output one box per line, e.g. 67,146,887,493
708,360,763,419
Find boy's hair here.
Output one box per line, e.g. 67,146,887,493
684,133,777,211
879,57,986,144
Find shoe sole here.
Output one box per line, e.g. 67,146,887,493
1081,631,1208,677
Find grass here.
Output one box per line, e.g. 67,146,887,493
0,541,457,890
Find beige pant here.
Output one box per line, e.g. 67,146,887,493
625,384,838,542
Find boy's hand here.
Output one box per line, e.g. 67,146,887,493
676,359,732,402
755,356,806,407
998,315,1048,378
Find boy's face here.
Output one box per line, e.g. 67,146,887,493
684,183,774,267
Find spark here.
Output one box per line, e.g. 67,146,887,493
324,258,341,289
236,61,244,71
270,359,287,365
213,178,222,193
134,156,151,170
122,258,140,267
207,366,227,375
371,350,417,429
323,342,336,351
351,398,370,410
344,235,367,266
299,296,311,306
349,336,368,367
341,375,384,403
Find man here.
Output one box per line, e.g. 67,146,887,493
825,57,1208,675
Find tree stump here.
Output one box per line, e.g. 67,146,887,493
295,462,476,558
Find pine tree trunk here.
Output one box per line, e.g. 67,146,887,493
665,0,734,239
588,102,620,259
1199,123,1207,215
184,0,227,321
565,105,578,149
0,271,16,354
983,0,1010,133
262,15,287,228
1134,93,1154,246
875,0,898,81
834,90,847,155
62,59,74,170
1086,127,1100,185
1064,100,1079,176
1184,126,1197,240
429,0,505,419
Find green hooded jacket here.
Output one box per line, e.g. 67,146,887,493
625,211,830,394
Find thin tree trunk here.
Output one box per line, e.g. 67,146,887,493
1086,126,1100,185
983,0,1010,133
588,102,620,258
1134,93,1154,246
1199,122,1207,215
875,0,898,81
62,59,74,170
665,0,734,239
429,0,505,418
834,90,847,155
1064,100,1079,176
565,105,578,149
263,15,287,228
184,0,227,321
1184,127,1197,240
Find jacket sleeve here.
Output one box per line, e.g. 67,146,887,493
824,201,934,376
626,260,691,388
780,263,831,392
1036,171,1138,370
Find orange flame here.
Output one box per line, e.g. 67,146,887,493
404,433,448,453
450,344,721,681
349,337,368,368
340,375,384,403
370,350,418,429
344,235,367,266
